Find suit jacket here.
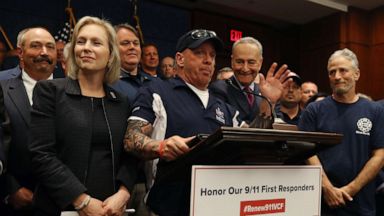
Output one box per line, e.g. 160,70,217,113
29,78,138,215
0,86,7,176
210,76,262,124
0,75,35,200
0,65,62,81
0,66,22,81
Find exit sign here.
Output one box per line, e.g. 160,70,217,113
230,29,243,42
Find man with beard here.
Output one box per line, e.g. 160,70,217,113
278,72,302,125
299,48,384,216
0,27,57,216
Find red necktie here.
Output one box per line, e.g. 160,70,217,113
244,86,254,107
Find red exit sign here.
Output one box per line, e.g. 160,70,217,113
230,29,243,42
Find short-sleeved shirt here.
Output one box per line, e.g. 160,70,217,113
281,108,302,125
130,76,239,215
299,96,384,215
131,76,239,139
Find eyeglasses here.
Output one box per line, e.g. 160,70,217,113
190,29,217,40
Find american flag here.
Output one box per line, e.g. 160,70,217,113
54,22,73,43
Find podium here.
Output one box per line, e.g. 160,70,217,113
148,127,342,216
156,127,342,182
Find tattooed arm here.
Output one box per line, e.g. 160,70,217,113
123,119,193,161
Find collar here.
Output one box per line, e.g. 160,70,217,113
170,76,191,89
22,69,53,82
64,77,122,102
230,75,258,92
171,76,221,108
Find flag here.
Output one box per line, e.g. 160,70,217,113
54,22,73,43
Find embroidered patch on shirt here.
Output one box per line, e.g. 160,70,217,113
356,117,372,136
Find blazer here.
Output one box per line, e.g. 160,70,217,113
0,75,35,200
0,65,22,81
209,76,262,124
0,65,63,81
0,86,8,176
29,78,138,215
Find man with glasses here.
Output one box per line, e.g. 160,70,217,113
112,23,152,103
210,37,290,126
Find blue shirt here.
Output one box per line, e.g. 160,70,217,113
131,76,239,138
111,69,153,104
299,96,384,216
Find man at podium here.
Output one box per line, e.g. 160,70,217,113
299,48,384,216
123,29,291,216
124,29,240,216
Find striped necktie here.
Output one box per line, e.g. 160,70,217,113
244,86,254,107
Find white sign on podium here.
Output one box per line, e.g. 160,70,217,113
190,165,322,216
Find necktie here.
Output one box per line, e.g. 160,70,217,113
244,86,254,107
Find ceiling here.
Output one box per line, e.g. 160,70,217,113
154,0,384,28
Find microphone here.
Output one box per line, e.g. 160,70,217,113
225,78,275,128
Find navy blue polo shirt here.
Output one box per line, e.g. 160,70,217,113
130,76,239,216
111,69,153,103
131,76,239,139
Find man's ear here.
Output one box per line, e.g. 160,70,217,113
354,69,360,81
175,52,184,67
17,47,23,61
257,57,263,72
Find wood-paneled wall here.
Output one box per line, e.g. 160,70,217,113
192,7,384,100
300,7,384,100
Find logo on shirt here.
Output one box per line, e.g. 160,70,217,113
215,107,225,124
356,117,372,136
132,106,140,113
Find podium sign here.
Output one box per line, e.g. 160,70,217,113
190,165,322,216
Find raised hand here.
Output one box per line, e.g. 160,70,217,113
258,62,291,104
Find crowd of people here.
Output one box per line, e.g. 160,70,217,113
0,15,383,216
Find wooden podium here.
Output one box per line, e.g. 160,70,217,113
156,127,342,182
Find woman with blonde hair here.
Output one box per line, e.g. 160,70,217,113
29,16,137,216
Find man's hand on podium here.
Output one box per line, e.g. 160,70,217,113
158,136,193,161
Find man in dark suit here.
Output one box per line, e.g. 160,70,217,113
210,37,290,125
0,85,9,177
0,27,57,216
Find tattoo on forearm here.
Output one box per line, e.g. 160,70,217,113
124,120,158,159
